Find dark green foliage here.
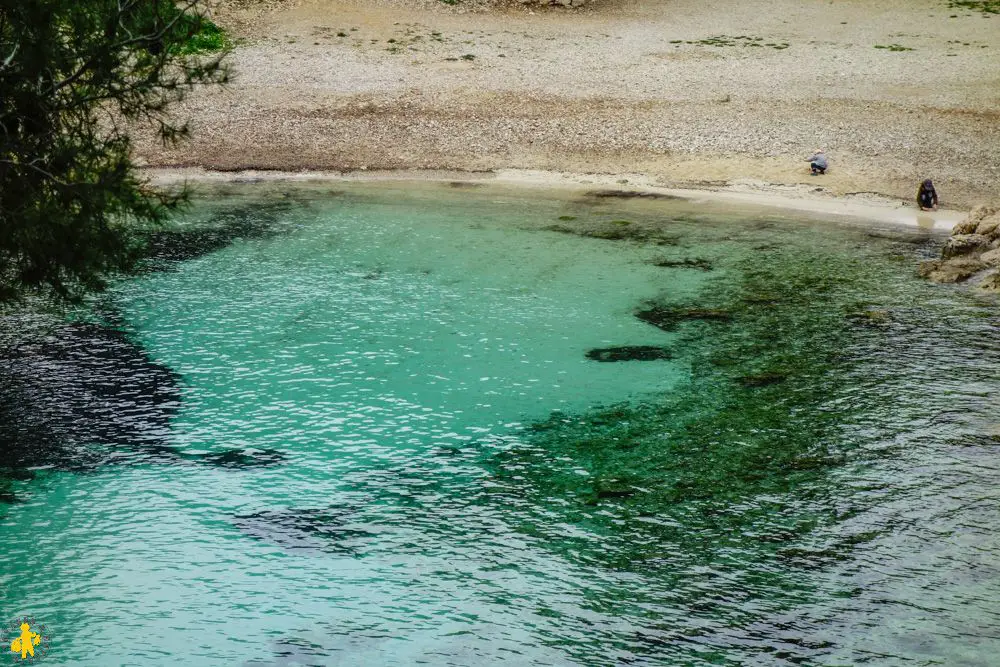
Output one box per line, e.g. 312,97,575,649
172,11,229,54
0,0,229,303
947,0,1000,14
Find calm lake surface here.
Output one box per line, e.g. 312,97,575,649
2,182,999,666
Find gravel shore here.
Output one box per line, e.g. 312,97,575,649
138,0,1000,208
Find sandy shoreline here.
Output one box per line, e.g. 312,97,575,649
147,166,966,231
138,0,1000,212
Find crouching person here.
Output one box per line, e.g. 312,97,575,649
918,179,938,211
807,149,828,175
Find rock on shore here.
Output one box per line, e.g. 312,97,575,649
920,205,1000,292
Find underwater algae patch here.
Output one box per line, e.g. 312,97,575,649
467,231,918,661
497,238,884,525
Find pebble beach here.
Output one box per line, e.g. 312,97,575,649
138,0,1000,208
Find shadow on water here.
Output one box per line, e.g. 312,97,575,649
141,194,309,270
0,320,181,466
0,317,287,502
0,192,313,501
244,636,332,667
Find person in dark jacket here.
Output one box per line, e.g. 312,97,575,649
918,179,938,211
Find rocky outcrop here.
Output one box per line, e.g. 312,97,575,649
977,217,1000,238
918,258,988,283
922,204,1000,291
942,234,991,259
981,248,1000,268
978,272,1000,293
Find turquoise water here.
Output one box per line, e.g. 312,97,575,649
2,183,999,665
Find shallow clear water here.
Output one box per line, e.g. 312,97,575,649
2,183,999,666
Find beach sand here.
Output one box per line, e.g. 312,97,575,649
138,0,1000,212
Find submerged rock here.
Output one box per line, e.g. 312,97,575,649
191,448,286,468
845,309,892,326
586,227,642,241
545,223,679,245
591,480,639,502
651,257,713,271
634,303,733,331
252,637,330,667
586,346,672,362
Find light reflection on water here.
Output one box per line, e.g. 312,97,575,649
1,183,998,666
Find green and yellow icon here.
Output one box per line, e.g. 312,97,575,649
10,622,41,659
5,618,47,661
